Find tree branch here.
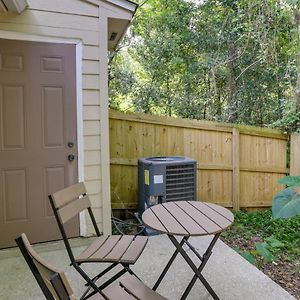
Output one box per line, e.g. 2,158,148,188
235,57,264,81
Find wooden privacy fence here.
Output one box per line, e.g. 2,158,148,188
109,110,300,210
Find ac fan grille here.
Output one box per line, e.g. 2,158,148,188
166,164,196,201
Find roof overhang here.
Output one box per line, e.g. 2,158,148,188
0,0,28,13
104,0,137,13
108,18,131,51
83,0,137,50
103,0,138,51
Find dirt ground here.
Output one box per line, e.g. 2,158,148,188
221,235,300,299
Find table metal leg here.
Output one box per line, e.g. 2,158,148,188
153,237,187,291
169,234,220,300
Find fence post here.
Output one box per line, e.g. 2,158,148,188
290,133,300,176
232,128,240,210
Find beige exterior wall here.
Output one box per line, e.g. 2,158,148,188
0,0,115,235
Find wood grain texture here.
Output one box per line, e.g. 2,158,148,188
121,236,149,264
175,201,220,234
142,208,166,233
102,282,136,300
142,201,234,236
76,236,109,261
150,205,188,236
51,182,86,208
119,276,168,300
104,235,135,261
76,235,148,264
90,235,121,260
162,202,206,235
58,195,91,224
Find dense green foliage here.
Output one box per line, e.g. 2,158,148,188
222,209,300,262
109,0,300,132
272,176,300,219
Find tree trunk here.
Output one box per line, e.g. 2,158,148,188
294,8,300,114
166,78,172,116
227,43,238,123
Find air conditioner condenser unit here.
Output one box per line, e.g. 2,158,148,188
138,156,197,215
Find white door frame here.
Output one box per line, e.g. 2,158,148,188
0,30,84,181
0,30,84,225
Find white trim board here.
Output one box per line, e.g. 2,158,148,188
0,29,82,44
98,5,112,235
104,0,137,12
85,0,137,12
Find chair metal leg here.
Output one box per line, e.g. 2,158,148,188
122,263,141,280
98,267,127,290
153,237,187,291
169,235,220,300
79,264,127,300
72,264,106,300
84,262,118,286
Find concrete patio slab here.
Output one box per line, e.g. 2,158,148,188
0,234,295,300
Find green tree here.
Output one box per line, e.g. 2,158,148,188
109,0,299,131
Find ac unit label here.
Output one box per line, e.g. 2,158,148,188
154,175,163,184
144,170,149,185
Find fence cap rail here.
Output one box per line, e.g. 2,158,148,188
109,110,288,140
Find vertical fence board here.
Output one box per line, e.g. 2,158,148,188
290,133,300,176
232,128,240,210
198,170,232,206
240,172,284,207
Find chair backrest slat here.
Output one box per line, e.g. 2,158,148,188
52,182,86,208
58,195,91,224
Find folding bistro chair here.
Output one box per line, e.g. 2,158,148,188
48,182,149,300
15,233,167,300
15,233,77,300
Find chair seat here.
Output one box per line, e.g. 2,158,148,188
89,276,167,300
103,275,168,300
76,235,148,264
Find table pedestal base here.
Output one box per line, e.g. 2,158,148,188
153,234,220,300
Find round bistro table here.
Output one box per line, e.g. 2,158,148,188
142,201,234,300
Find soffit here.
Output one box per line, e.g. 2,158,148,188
0,0,28,13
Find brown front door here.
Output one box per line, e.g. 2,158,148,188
0,39,79,248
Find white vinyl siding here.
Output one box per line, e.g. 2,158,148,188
27,0,99,17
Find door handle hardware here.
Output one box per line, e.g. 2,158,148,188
68,142,74,148
68,154,75,161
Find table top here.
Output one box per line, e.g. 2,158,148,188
142,201,234,236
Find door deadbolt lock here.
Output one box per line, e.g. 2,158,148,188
68,142,74,148
68,154,75,162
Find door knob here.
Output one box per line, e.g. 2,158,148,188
68,154,75,161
